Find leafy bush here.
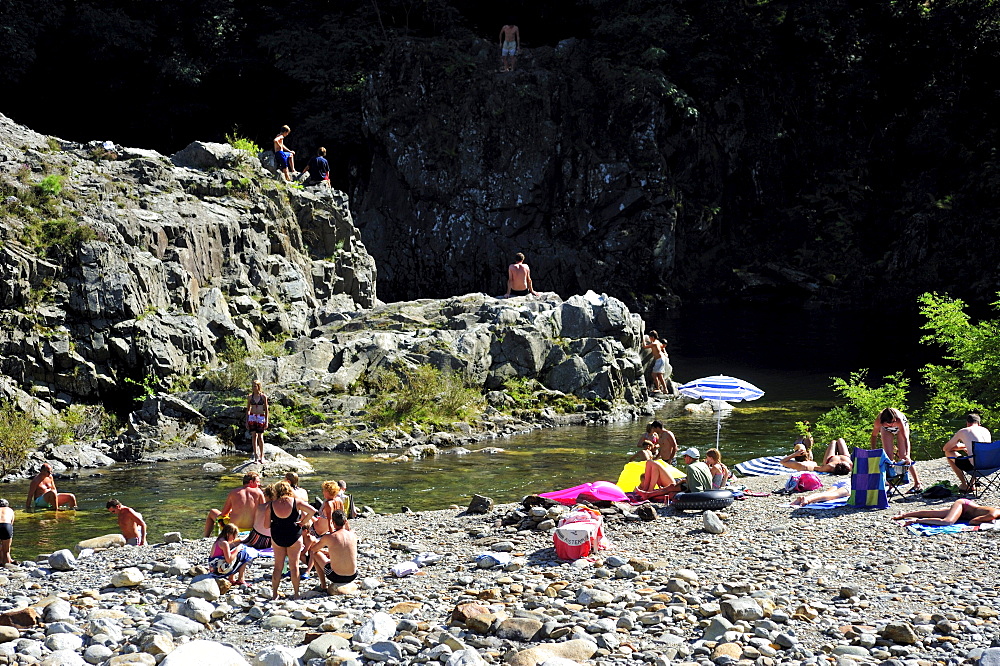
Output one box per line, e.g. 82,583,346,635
812,370,911,449
21,217,97,258
205,336,255,391
225,132,262,156
0,401,36,475
36,174,64,198
365,364,483,427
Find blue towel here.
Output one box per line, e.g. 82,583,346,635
799,496,848,510
734,455,786,477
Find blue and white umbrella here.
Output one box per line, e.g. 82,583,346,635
677,375,764,447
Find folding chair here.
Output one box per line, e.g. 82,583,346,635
885,460,915,501
847,448,889,510
963,440,1000,497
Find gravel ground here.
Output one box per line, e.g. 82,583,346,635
0,458,997,666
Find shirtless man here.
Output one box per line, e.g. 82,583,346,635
203,472,265,537
25,463,77,512
106,499,147,546
943,412,992,492
285,472,309,503
642,331,669,394
504,252,537,298
0,499,14,565
308,510,358,592
498,22,520,72
273,125,297,182
242,483,274,550
892,498,1000,527
780,437,852,475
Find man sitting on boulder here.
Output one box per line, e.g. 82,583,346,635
203,472,265,537
308,509,357,592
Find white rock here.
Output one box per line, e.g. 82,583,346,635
185,576,221,601
253,644,303,666
84,645,114,664
703,511,726,534
39,650,85,666
44,632,83,652
352,611,396,643
111,567,144,587
160,640,251,666
47,549,77,571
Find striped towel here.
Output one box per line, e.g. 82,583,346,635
734,455,787,477
797,496,848,510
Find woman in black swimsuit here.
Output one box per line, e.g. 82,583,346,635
269,481,317,600
0,499,13,566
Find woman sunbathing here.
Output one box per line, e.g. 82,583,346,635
789,482,849,507
892,498,1000,526
780,437,852,475
634,459,682,499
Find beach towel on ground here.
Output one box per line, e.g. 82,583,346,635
616,461,686,492
540,481,629,505
906,522,996,536
734,456,787,477
781,496,848,510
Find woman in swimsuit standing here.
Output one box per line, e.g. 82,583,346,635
0,499,14,566
269,481,317,600
246,380,269,464
871,407,922,493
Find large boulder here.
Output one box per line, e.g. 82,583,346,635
160,640,250,666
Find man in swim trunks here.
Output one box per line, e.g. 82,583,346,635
25,463,77,512
780,437,852,475
242,483,275,550
942,412,992,492
499,22,520,72
309,509,357,592
892,498,1000,526
204,472,265,537
642,331,670,394
106,499,147,546
273,125,298,182
0,499,14,565
505,252,537,298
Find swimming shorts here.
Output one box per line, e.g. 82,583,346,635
242,528,271,550
323,564,358,584
502,41,517,57
275,150,291,169
652,358,666,373
34,495,50,508
126,537,141,546
247,413,266,433
509,288,529,297
0,523,11,540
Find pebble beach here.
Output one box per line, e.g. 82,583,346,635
0,459,997,666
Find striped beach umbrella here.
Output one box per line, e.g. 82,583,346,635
677,375,764,447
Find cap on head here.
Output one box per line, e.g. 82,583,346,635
683,447,700,460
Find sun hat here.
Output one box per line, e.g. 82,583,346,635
682,447,700,459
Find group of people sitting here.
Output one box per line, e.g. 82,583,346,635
629,421,731,499
204,471,358,600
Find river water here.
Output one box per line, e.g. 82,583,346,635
2,303,929,560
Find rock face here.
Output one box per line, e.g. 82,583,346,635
356,40,692,308
0,113,375,414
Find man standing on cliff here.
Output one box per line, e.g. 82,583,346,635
106,499,147,546
505,252,537,298
203,472,265,537
499,21,520,72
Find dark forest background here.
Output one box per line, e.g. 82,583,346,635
3,0,1000,308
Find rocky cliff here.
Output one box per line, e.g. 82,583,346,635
0,114,662,472
355,38,697,310
0,113,375,413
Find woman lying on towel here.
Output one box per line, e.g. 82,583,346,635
780,437,852,475
892,499,1000,527
789,482,849,507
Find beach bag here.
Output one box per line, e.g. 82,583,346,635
553,509,604,560
786,472,822,493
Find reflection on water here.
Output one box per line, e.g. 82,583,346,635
4,396,824,561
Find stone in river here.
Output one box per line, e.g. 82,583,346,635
160,640,251,666
76,534,126,552
48,549,77,571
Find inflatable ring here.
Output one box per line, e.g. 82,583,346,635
671,490,735,511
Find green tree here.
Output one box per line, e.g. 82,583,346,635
813,370,911,449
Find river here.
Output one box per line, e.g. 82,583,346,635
2,303,929,560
